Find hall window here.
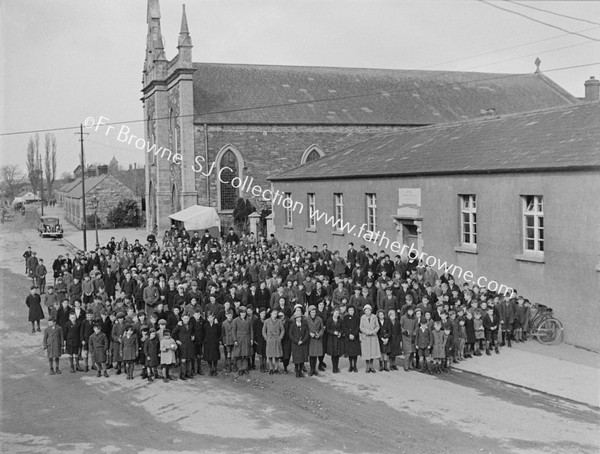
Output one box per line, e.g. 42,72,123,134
334,193,344,231
284,192,293,226
523,195,544,253
307,193,316,229
366,193,377,232
219,149,239,211
460,194,477,246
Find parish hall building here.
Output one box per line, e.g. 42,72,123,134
141,0,599,348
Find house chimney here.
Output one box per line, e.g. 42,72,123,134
98,165,108,175
585,76,599,102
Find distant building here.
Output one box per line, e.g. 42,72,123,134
270,102,600,350
58,174,139,228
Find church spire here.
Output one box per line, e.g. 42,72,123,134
145,0,167,82
177,4,193,63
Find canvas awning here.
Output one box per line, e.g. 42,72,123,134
168,205,221,231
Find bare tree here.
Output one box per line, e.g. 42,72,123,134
44,133,57,198
26,133,41,194
0,164,25,199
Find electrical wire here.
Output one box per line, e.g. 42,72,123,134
1,60,599,138
479,0,600,42
505,0,600,27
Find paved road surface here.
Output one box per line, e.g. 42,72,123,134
1,208,598,453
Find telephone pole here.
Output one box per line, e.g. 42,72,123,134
76,124,89,251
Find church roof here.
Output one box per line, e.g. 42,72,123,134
63,175,109,199
191,63,577,125
270,102,600,181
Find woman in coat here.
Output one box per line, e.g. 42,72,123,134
203,313,222,376
26,286,44,333
288,313,310,377
359,304,380,373
280,312,292,374
88,323,109,377
325,307,344,373
253,309,267,372
143,328,160,381
376,309,392,371
232,307,253,376
172,314,195,380
43,318,63,374
305,305,325,376
342,305,361,372
111,314,127,374
121,325,139,380
262,308,284,374
192,312,205,375
400,305,418,371
388,310,402,371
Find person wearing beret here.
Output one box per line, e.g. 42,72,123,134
26,286,44,333
143,327,161,382
43,318,63,375
306,305,325,377
288,312,310,378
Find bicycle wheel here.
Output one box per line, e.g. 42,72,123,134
536,318,564,345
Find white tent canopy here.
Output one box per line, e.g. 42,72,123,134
168,205,220,232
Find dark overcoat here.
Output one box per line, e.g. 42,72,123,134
389,317,403,357
202,320,221,362
288,318,310,364
325,317,345,357
172,322,195,360
253,317,267,356
232,316,253,357
26,294,44,322
63,319,81,348
121,333,139,361
400,314,418,354
342,313,361,357
377,317,392,354
143,336,160,367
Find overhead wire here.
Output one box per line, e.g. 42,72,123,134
1,61,599,138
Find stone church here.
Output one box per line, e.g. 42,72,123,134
142,0,578,233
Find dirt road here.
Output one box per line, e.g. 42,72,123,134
1,208,598,453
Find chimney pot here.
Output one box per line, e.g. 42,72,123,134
584,76,599,102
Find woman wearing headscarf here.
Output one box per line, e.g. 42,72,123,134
360,304,380,373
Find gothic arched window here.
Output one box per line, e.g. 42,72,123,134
219,149,239,211
301,145,325,165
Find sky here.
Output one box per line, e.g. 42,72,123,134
1,0,599,178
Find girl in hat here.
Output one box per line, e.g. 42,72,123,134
359,305,380,373
121,325,139,380
376,309,391,372
143,328,160,382
289,312,309,378
342,305,361,372
160,329,178,382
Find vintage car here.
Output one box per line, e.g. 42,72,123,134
38,216,63,238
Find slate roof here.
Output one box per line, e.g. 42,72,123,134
63,175,109,199
57,178,81,194
270,102,600,181
191,63,577,125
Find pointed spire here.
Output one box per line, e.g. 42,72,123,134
178,4,192,48
147,0,161,23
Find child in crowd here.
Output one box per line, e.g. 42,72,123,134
457,317,467,361
415,318,433,374
431,320,446,374
121,325,139,380
144,327,160,382
88,322,109,377
43,318,63,375
473,310,485,356
160,329,178,382
221,310,235,373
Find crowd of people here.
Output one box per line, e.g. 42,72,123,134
24,225,534,382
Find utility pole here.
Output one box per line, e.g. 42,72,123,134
76,124,89,251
